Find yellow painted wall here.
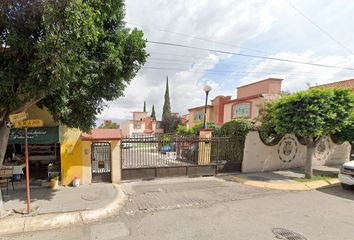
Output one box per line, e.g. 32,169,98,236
60,127,86,185
27,105,57,126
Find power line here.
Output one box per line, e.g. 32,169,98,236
141,66,352,79
127,22,270,55
285,0,353,55
147,40,354,71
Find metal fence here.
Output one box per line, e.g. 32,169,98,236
121,134,244,172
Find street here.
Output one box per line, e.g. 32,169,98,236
2,177,354,240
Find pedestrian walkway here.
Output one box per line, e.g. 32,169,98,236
227,165,341,190
3,182,116,215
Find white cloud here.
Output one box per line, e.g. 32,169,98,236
97,0,279,124
97,0,354,126
238,51,354,92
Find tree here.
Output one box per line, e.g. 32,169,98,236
270,88,354,178
162,76,171,121
0,0,147,213
143,101,146,112
99,121,119,129
160,115,180,133
151,104,156,120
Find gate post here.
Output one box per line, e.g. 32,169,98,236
198,129,212,165
111,139,122,183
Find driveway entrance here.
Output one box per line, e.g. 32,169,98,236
121,134,243,180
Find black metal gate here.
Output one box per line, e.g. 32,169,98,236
121,135,243,180
91,142,111,182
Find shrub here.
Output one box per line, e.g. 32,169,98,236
220,119,254,138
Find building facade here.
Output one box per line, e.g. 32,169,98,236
121,112,163,137
187,78,283,127
5,105,121,186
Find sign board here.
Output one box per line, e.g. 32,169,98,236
9,112,28,123
14,119,44,129
166,152,177,160
234,103,251,118
8,126,60,144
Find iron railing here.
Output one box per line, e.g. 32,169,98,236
121,134,244,170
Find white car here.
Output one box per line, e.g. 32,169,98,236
339,161,354,190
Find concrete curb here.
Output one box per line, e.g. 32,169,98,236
0,184,127,235
232,176,340,191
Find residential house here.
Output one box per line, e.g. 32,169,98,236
121,111,163,137
311,78,354,91
187,78,283,127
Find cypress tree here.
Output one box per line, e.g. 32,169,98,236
143,101,146,112
162,76,171,120
151,104,156,120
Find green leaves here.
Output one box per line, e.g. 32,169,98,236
1,0,147,131
220,119,254,138
270,88,354,139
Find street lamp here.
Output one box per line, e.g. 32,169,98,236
203,85,212,129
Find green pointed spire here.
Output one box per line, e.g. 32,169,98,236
143,101,146,112
151,104,156,120
162,76,171,121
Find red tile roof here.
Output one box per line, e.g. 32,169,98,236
82,129,121,141
313,79,354,91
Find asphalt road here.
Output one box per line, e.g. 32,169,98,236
2,177,354,240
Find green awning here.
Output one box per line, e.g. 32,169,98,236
8,126,61,144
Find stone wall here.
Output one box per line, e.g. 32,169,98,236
242,131,351,173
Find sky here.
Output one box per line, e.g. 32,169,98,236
97,0,354,125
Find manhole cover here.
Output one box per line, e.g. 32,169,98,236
272,228,307,240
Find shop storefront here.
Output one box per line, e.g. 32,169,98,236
4,126,62,181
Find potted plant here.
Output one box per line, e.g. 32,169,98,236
50,174,59,190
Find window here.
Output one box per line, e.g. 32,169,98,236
194,112,204,121
133,123,142,129
233,102,251,118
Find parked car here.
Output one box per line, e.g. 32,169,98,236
338,161,354,190
121,143,133,149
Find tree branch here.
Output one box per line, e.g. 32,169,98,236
12,95,45,114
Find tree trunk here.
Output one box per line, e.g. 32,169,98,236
305,138,316,179
0,123,10,216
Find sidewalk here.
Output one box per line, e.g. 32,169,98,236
227,165,341,191
0,183,126,235
3,182,116,214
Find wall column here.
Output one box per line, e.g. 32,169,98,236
111,139,122,184
198,129,212,165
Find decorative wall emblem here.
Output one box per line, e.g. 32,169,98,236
314,137,331,161
278,136,298,163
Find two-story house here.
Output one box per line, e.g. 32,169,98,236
121,112,163,137
188,78,283,127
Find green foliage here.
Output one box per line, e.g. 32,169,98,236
176,122,221,136
257,102,284,145
99,122,119,129
151,104,156,120
162,76,171,121
272,88,354,139
332,111,354,143
0,0,147,131
176,125,194,135
220,119,254,138
143,101,146,112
